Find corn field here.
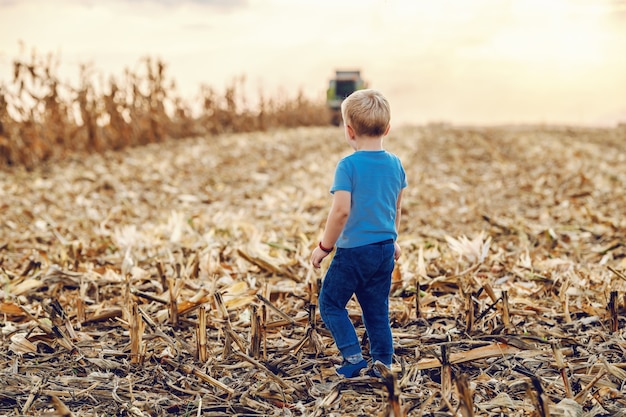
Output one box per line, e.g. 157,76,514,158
1,49,626,417
0,49,329,168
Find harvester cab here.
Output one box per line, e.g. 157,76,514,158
326,70,367,126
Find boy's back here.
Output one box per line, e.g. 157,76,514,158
332,150,406,248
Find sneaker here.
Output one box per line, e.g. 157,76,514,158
336,359,368,378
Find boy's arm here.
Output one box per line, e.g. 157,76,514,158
394,189,404,260
311,190,351,268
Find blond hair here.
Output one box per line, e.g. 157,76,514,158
341,89,391,137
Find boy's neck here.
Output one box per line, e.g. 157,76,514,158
354,136,384,151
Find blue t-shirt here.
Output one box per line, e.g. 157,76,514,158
331,150,407,248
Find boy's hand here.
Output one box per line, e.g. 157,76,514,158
394,242,402,260
311,247,330,268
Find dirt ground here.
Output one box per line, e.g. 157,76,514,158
1,124,626,416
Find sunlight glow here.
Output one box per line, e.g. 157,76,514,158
0,0,624,126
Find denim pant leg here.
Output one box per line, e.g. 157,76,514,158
319,243,395,362
355,242,395,366
319,248,362,358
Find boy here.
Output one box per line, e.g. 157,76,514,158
311,89,407,378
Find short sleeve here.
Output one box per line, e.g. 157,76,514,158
330,158,352,194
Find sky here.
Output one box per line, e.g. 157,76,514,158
1,0,625,126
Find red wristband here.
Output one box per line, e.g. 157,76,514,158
319,241,334,253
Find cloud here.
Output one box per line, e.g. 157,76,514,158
0,0,248,10
110,0,247,10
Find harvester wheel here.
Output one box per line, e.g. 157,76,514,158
330,111,342,126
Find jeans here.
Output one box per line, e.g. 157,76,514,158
319,240,395,366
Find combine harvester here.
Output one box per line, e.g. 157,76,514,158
326,70,367,125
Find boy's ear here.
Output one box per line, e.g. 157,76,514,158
384,124,391,136
347,124,356,139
